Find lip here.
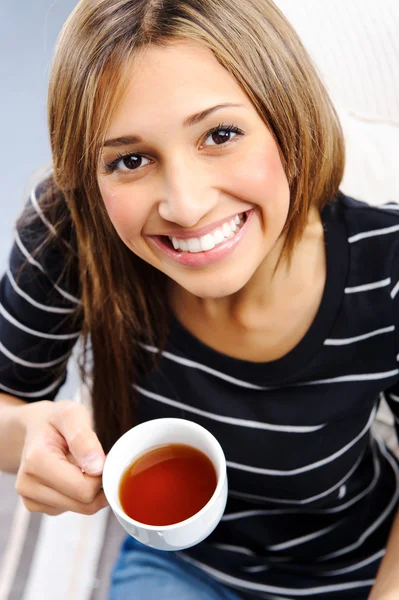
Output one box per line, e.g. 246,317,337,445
148,209,254,267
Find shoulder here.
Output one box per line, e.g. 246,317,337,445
17,174,75,253
330,191,399,266
11,173,81,303
334,191,399,242
331,191,399,297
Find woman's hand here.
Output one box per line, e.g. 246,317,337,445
15,400,108,516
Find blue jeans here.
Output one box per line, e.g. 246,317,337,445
109,535,244,600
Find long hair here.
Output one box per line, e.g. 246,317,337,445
37,0,345,452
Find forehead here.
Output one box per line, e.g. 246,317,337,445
107,40,251,134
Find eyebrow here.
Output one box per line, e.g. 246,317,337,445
103,103,244,148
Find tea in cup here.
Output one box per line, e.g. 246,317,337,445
102,418,228,550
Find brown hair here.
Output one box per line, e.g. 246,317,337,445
37,0,345,451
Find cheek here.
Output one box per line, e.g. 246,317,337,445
226,141,289,208
98,181,148,240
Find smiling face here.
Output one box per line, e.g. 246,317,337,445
97,40,290,299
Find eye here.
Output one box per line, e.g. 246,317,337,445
104,152,151,174
203,124,243,147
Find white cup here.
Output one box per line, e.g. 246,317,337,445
102,418,228,551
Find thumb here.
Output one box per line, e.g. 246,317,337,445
51,401,106,475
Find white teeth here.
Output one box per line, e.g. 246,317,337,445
213,229,224,244
222,222,232,237
168,212,245,253
200,234,216,251
187,238,201,253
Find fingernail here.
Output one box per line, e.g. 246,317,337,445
82,454,104,474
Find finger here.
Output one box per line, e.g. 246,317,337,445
20,480,108,515
49,402,105,475
22,443,103,503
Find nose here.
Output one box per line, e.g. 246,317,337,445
157,156,216,228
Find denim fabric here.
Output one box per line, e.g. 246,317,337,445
109,535,244,600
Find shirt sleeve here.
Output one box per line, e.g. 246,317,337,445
0,182,82,402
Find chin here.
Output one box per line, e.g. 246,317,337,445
178,272,251,299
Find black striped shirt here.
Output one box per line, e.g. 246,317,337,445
2,184,399,599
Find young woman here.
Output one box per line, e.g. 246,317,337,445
1,0,398,598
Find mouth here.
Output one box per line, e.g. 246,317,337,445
148,210,253,267
165,212,247,252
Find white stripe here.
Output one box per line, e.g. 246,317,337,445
229,489,307,505
133,385,324,433
14,229,45,272
142,344,398,389
297,369,399,386
228,450,366,506
178,553,375,596
0,341,71,369
6,265,75,314
377,204,399,211
223,508,297,521
141,344,266,390
0,303,80,340
319,549,385,577
0,373,66,398
318,439,399,561
212,543,255,556
29,185,77,256
0,498,31,600
324,326,395,346
389,393,399,403
226,405,377,476
345,278,391,293
30,187,58,237
348,224,399,243
265,521,343,552
14,229,80,305
391,279,399,299
241,565,269,574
